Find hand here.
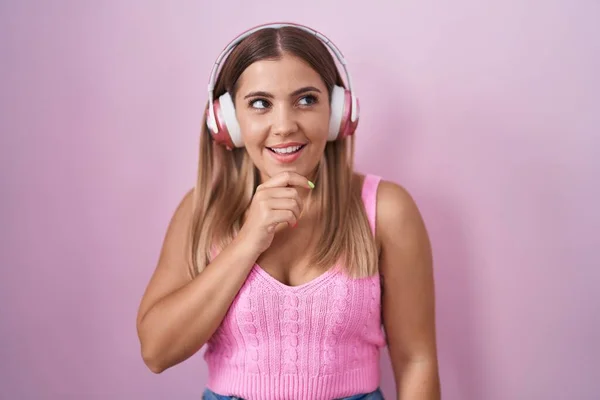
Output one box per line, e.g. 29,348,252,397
236,171,314,255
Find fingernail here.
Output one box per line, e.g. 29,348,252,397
308,180,315,189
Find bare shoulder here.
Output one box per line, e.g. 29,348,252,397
351,173,425,241
166,188,196,233
376,179,422,228
375,179,431,262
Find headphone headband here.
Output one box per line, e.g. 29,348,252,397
207,22,356,131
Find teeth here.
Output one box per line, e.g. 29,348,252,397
271,145,303,154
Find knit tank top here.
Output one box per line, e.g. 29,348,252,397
203,174,386,400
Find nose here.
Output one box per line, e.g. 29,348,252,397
270,104,299,137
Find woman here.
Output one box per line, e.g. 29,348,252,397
136,23,440,400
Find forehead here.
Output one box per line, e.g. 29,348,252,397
236,53,326,93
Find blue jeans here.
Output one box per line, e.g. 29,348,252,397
202,387,384,400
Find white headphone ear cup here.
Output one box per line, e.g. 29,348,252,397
206,105,217,133
328,85,345,141
350,94,359,122
218,92,243,147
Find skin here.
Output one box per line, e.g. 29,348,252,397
136,52,440,399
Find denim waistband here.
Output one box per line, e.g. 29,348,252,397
202,387,384,400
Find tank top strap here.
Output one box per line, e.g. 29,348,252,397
361,174,382,236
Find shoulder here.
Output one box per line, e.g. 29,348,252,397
351,172,425,246
162,187,196,250
376,179,420,223
374,178,428,247
165,187,196,231
175,187,195,217
351,172,419,222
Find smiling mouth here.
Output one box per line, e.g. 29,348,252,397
266,144,306,154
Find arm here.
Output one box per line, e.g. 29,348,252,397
136,190,261,374
376,181,441,400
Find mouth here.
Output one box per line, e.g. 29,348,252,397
265,144,307,163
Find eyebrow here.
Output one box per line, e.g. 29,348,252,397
243,86,322,99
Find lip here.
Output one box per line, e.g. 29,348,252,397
265,143,306,164
266,142,306,148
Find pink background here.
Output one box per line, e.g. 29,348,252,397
1,1,598,399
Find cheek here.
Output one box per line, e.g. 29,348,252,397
238,113,268,145
306,114,330,143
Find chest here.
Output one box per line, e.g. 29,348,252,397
255,223,325,287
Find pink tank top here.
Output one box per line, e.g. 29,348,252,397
203,174,386,400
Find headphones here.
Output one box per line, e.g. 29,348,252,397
205,22,360,150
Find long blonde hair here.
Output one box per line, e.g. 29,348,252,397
188,26,378,279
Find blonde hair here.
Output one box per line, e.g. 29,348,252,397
187,27,378,279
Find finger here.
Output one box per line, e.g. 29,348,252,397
267,209,297,229
266,198,302,221
259,187,303,209
268,222,288,233
256,171,314,191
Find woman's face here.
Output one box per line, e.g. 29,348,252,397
234,53,330,183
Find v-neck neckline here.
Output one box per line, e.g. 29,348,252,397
251,262,342,294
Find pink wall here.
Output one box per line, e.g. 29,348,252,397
1,1,598,399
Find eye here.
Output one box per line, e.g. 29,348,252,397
249,99,271,109
298,95,318,106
